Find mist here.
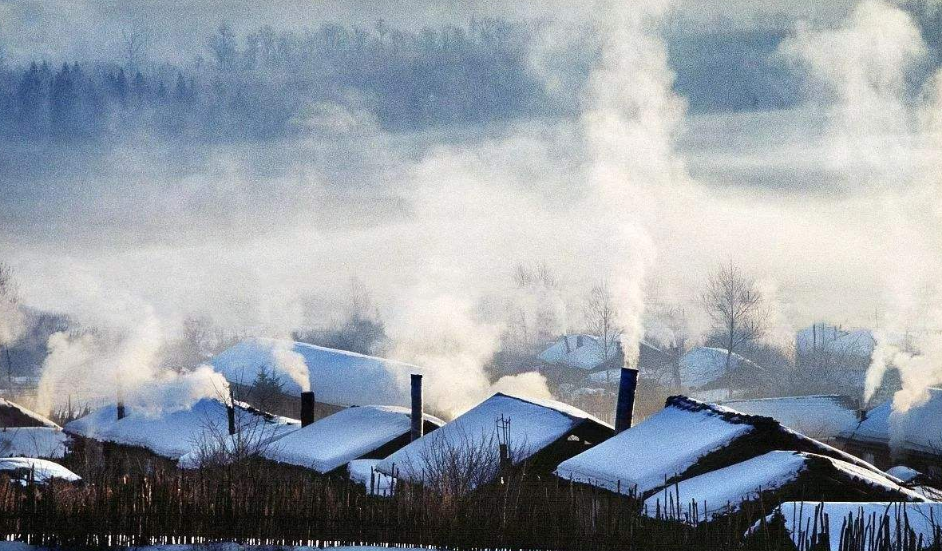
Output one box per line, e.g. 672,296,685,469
0,0,940,417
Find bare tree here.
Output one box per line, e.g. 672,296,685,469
583,281,621,360
0,263,21,392
121,28,150,72
701,262,766,399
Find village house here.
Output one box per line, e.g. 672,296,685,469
837,388,942,476
0,398,70,460
376,392,614,489
719,394,860,443
554,396,895,500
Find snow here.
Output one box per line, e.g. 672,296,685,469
538,335,610,370
0,457,81,484
720,395,859,441
376,393,609,485
211,338,422,407
680,347,761,390
758,502,942,550
261,405,443,473
840,388,942,454
645,451,924,523
348,459,396,496
65,398,299,460
0,427,70,459
0,398,60,428
796,324,876,357
555,397,756,495
887,465,923,484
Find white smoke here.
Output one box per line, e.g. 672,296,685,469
783,1,942,419
270,340,311,392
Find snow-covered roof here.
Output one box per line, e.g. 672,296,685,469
261,405,444,473
65,398,299,460
0,427,70,459
538,335,611,370
376,393,611,486
211,338,421,407
796,324,876,357
0,457,81,485
757,502,942,550
644,451,924,523
720,395,859,441
555,396,887,496
886,465,922,484
0,398,59,429
680,347,761,390
839,388,942,455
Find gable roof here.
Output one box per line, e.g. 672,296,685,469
0,427,70,459
555,396,888,496
376,393,611,486
680,347,762,390
720,395,859,440
643,451,924,522
211,338,420,407
65,398,299,460
261,405,444,473
839,388,942,455
0,398,59,429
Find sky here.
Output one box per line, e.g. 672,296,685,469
0,0,940,415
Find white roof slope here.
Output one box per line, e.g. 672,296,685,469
539,335,611,370
680,347,761,389
65,398,299,460
796,324,876,357
555,396,888,496
720,395,859,441
757,502,942,550
0,398,60,429
376,393,610,485
0,427,70,459
261,405,444,473
212,338,421,407
0,457,81,484
840,388,942,454
644,451,924,523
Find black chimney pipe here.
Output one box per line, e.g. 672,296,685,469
300,390,316,428
615,367,639,433
227,403,236,436
116,378,126,421
410,374,423,442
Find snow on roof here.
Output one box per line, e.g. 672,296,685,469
261,405,444,473
839,388,942,454
212,338,420,407
680,347,761,389
376,393,610,485
348,459,395,496
555,396,887,496
758,502,942,551
0,457,81,484
538,335,610,370
886,465,922,484
65,398,299,460
0,427,70,459
0,398,59,429
720,395,859,441
796,324,876,357
644,451,924,523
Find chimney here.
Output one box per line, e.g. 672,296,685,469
563,335,571,353
576,335,584,348
300,390,316,428
116,379,126,421
410,373,423,442
227,403,236,436
615,367,639,433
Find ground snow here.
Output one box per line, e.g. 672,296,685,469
556,401,754,495
0,427,69,459
377,393,604,485
212,338,421,407
0,457,80,484
261,405,443,473
758,502,942,550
